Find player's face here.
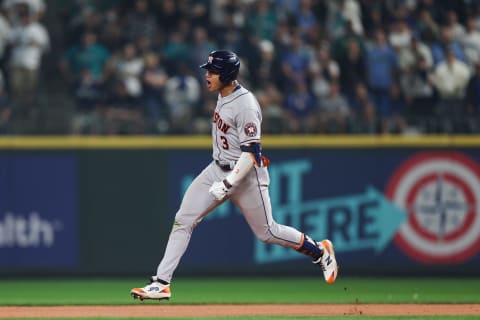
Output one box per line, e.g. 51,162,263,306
205,70,222,92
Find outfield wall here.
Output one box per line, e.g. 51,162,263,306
1,135,480,277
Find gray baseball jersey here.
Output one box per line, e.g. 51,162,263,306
156,85,303,283
212,86,261,163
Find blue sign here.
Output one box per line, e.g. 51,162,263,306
169,150,480,269
0,155,78,267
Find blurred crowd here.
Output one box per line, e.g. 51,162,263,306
1,0,480,135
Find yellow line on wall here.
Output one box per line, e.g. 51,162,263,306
0,135,479,149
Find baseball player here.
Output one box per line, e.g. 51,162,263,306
130,50,338,301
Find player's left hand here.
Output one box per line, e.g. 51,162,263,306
209,180,230,200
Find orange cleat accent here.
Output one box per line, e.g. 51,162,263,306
130,278,171,301
315,239,339,284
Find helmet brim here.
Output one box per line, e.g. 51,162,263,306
200,63,221,72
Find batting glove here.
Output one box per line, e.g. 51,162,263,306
209,179,232,200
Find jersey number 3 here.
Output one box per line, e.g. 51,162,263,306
220,136,229,149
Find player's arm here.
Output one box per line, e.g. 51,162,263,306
224,142,265,187
209,143,262,200
223,151,253,188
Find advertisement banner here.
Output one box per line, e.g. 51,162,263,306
0,154,78,267
168,149,480,271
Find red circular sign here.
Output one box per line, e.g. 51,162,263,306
385,152,480,264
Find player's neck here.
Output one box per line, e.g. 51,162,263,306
219,81,239,97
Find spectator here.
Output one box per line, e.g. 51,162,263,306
19,0,480,135
257,39,281,88
465,62,480,132
280,35,310,91
384,0,417,21
71,68,105,134
162,28,190,74
388,19,413,51
274,0,300,22
430,25,466,65
317,80,351,134
350,81,377,133
65,5,104,47
416,0,444,25
398,34,433,72
7,2,49,132
3,0,46,24
193,95,215,135
99,6,125,52
444,9,465,41
365,29,398,125
60,30,110,84
156,0,181,34
337,38,366,107
430,49,470,103
399,54,435,127
239,34,262,89
103,80,144,135
109,42,144,99
186,0,209,28
124,0,157,43
245,0,278,41
272,19,293,55
163,63,201,134
331,20,366,62
134,34,158,58
398,35,435,125
217,16,242,53
429,49,471,132
326,0,363,39
0,71,11,134
360,0,383,37
295,0,318,43
309,42,340,100
0,8,11,70
474,8,480,31
141,51,168,134
189,25,217,81
385,82,407,134
283,80,316,133
256,82,284,134
461,16,480,68
414,9,440,42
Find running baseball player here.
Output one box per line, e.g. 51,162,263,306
130,50,338,301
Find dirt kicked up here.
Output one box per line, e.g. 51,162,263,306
1,304,480,318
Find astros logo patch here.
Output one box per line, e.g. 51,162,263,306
385,152,480,264
244,123,257,137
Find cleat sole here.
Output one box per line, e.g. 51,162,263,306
131,291,170,301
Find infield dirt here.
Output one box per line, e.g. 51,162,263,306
1,304,480,318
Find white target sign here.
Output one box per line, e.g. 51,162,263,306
385,152,480,264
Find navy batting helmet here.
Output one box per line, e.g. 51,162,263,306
200,50,240,84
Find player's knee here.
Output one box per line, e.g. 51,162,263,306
172,215,198,232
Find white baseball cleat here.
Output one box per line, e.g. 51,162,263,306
314,239,338,284
130,277,171,301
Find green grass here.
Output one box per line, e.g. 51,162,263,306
2,277,479,319
0,277,479,305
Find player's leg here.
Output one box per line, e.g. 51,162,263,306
231,166,338,284
131,163,224,300
155,165,224,283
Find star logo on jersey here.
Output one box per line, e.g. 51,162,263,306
244,123,257,137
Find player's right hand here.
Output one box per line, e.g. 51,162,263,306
209,180,230,200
